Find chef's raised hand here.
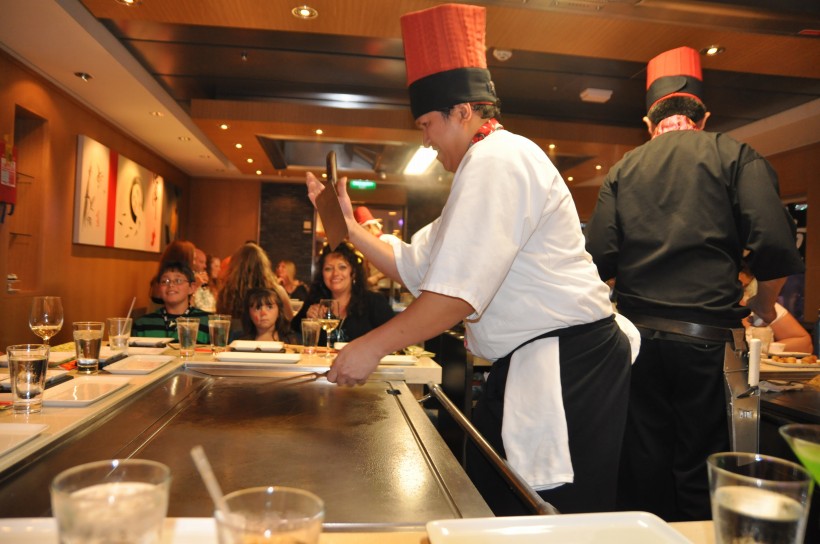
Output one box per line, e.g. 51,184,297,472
326,337,384,387
305,172,354,227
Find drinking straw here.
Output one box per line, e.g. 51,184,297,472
126,297,136,320
190,445,231,515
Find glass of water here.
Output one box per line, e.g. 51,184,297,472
208,314,231,354
107,317,133,354
708,452,813,544
51,459,171,544
73,321,105,373
7,344,49,414
176,317,200,358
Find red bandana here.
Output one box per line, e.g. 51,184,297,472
652,114,699,139
471,118,504,146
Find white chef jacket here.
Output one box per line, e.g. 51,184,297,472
394,129,617,488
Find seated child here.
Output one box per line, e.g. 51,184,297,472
241,287,297,344
133,261,210,343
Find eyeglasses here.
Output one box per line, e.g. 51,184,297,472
159,278,190,287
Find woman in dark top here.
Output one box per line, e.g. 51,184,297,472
294,243,394,343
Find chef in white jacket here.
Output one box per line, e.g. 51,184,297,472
306,3,636,515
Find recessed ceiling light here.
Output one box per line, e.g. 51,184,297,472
256,170,262,175
246,158,254,164
292,5,318,19
115,0,141,6
567,176,574,182
315,129,323,135
178,136,191,142
219,123,229,130
149,111,163,117
595,165,602,170
548,144,556,150
701,45,725,56
235,143,243,149
321,173,327,179
74,72,93,82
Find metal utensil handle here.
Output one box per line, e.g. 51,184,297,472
426,382,560,515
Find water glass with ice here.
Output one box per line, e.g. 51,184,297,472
215,486,324,544
708,452,813,544
208,314,231,354
176,317,200,358
73,321,105,373
107,317,132,354
7,343,49,414
301,318,321,356
51,459,171,544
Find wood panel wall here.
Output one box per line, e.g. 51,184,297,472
0,52,191,349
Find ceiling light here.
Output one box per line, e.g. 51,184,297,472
595,165,602,170
235,143,243,149
74,72,92,82
315,129,323,135
321,173,327,179
246,158,254,163
219,124,229,130
404,146,438,175
292,5,318,19
567,176,574,182
548,144,556,150
701,45,725,56
178,136,191,142
580,88,613,104
256,170,262,175
115,0,141,6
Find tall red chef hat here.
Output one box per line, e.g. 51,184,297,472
401,3,498,120
646,46,704,113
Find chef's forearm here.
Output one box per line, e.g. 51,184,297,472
347,221,402,282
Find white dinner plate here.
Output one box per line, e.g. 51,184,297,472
763,358,820,369
229,340,285,352
0,351,75,367
215,351,301,364
105,355,175,374
379,355,418,366
0,423,49,458
129,337,174,347
0,517,219,544
43,376,130,407
426,512,693,544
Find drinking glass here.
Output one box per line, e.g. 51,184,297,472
73,321,105,373
51,459,171,544
215,486,324,544
29,296,64,345
7,344,49,414
208,314,231,354
708,452,813,544
780,424,820,484
301,318,321,356
107,317,133,354
176,317,200,358
317,299,340,359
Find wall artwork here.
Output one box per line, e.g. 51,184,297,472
73,135,163,252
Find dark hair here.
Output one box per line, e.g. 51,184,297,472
157,261,195,283
309,243,368,317
647,96,707,125
438,102,502,121
242,287,290,340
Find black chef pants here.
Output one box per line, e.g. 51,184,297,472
466,318,631,515
616,337,728,521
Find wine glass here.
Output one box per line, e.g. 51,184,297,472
317,299,340,359
29,296,64,345
779,424,820,484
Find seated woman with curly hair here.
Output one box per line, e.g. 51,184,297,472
293,242,394,344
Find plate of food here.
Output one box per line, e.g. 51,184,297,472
763,354,819,368
229,340,285,352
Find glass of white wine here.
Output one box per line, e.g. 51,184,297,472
317,299,340,359
29,296,64,345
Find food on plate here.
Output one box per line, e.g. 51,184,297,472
769,354,818,365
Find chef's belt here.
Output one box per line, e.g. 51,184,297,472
627,314,759,454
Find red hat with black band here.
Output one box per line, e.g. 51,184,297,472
401,3,498,120
646,46,704,113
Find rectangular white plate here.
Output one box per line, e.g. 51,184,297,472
43,376,130,407
0,369,69,391
0,423,49,457
0,517,219,544
105,355,175,374
0,351,75,367
129,337,174,347
229,340,285,352
763,358,819,369
426,512,693,544
215,351,301,363
380,355,418,365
